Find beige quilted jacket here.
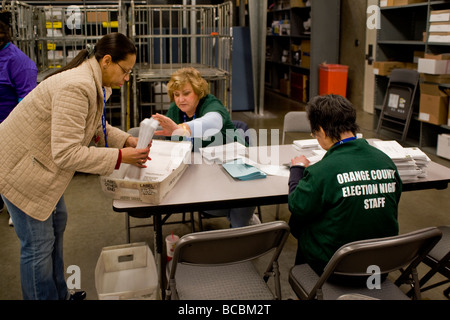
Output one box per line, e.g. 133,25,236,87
0,57,130,221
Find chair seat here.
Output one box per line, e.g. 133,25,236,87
289,264,410,300
175,262,275,300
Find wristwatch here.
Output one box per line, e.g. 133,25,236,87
293,162,305,167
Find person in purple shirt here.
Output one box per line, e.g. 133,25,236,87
0,16,38,225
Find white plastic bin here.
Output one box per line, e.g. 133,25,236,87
95,242,159,300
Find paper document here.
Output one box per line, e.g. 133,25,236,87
124,140,191,182
293,139,319,149
372,140,410,161
199,142,247,163
241,157,290,177
222,159,267,181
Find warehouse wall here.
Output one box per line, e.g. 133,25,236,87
340,0,367,110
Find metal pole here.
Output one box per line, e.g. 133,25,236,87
248,0,267,116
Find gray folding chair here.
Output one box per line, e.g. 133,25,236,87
416,225,450,298
276,111,310,220
376,68,419,143
281,111,311,145
165,221,290,300
289,227,442,300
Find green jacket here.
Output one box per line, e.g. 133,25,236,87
288,139,402,274
165,94,244,149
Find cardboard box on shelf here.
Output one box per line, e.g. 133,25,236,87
373,61,406,76
430,10,450,22
418,58,450,74
424,53,450,60
380,0,395,6
437,134,450,160
86,11,108,23
405,62,418,70
290,0,308,8
280,78,290,96
420,73,450,84
381,0,425,6
418,83,449,125
47,50,63,61
300,39,310,52
428,32,450,43
100,140,191,204
301,52,310,69
394,0,426,5
429,22,450,33
300,40,311,69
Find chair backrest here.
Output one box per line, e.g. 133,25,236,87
311,227,443,297
282,111,311,144
389,68,420,87
168,221,290,278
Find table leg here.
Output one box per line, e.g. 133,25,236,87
125,213,130,243
153,213,166,299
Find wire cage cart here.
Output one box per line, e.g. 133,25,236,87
33,2,126,80
129,1,233,127
1,1,38,63
33,1,127,128
3,0,128,128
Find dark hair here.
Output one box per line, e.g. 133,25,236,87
0,19,12,45
306,94,359,142
45,32,136,80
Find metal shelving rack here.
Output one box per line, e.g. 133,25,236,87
264,0,341,103
4,0,128,128
128,1,233,128
4,1,233,130
374,0,450,150
34,2,127,128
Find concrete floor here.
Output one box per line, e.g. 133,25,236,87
0,91,449,300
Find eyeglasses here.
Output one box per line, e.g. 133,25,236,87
116,62,132,76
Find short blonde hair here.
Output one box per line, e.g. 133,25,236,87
167,67,209,101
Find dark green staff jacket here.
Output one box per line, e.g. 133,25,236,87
165,94,244,148
288,138,402,274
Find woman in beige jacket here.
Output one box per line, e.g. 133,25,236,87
0,33,150,300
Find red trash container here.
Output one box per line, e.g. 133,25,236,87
319,64,349,97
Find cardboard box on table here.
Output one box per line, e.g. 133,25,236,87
100,140,191,204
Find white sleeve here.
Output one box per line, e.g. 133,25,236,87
186,112,223,138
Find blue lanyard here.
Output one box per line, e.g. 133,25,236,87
101,87,108,147
334,136,357,146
